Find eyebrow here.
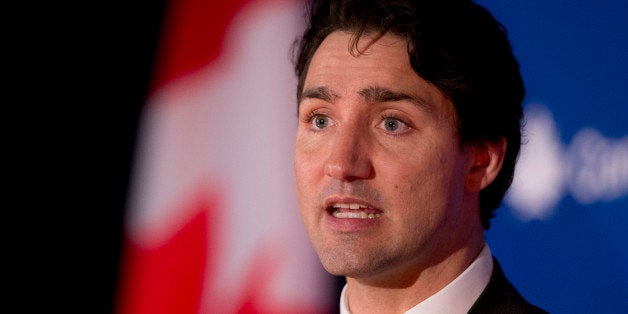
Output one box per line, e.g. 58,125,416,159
300,86,338,103
359,86,432,111
299,85,432,112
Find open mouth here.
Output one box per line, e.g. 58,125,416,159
329,203,383,219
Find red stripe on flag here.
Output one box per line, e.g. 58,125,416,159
151,0,252,91
116,193,220,314
234,245,328,314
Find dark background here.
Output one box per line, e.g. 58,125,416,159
70,2,167,312
11,1,166,312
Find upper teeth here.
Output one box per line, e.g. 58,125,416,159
333,203,370,210
333,211,381,219
331,203,382,219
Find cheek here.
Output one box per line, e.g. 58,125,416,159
293,157,309,196
294,129,330,181
294,146,320,201
378,157,430,213
382,148,463,208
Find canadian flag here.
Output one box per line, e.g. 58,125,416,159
115,0,334,313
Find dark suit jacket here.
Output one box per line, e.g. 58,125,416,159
468,258,548,313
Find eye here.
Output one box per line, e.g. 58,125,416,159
380,116,410,133
383,118,400,131
311,114,330,129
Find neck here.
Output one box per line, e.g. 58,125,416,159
345,236,485,314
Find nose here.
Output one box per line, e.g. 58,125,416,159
324,125,373,181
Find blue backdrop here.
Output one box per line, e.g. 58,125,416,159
475,0,628,313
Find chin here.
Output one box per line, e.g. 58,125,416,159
316,248,385,278
320,261,364,277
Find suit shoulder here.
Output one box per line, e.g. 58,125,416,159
468,258,548,314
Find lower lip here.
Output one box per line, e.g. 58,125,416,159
325,211,381,232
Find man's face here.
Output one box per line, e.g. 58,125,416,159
294,31,480,282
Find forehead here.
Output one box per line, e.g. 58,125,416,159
322,31,410,60
306,31,414,83
303,31,453,117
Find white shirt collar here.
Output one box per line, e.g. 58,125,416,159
339,244,493,314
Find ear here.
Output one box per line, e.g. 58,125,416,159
465,138,507,192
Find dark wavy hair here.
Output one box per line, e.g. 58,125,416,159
293,0,525,229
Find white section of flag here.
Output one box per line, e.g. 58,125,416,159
124,1,333,311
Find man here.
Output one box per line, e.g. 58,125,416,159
292,0,547,313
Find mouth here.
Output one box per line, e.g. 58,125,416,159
328,202,383,219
